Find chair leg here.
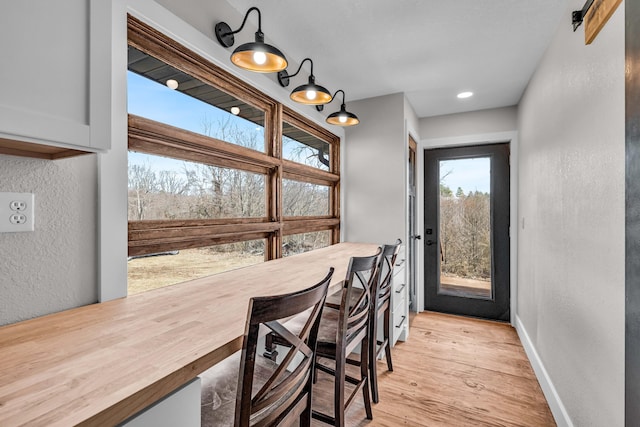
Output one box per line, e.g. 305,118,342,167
312,360,318,384
370,344,380,403
361,336,373,420
383,308,393,372
300,397,312,427
334,354,346,427
263,333,279,361
302,361,316,427
369,316,380,404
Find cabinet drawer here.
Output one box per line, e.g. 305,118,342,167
393,257,406,275
392,295,407,345
392,262,405,291
393,275,406,295
391,256,407,345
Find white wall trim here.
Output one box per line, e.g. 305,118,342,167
515,315,573,427
416,131,518,327
421,131,516,149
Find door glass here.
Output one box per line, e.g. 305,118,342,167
438,157,492,299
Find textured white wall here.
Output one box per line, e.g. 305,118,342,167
419,106,518,140
517,0,625,425
343,93,406,244
0,154,98,325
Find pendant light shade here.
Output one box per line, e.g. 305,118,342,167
327,104,360,126
324,90,360,126
215,7,287,73
230,38,287,72
278,58,333,105
290,76,333,105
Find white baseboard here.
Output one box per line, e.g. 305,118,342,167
515,315,573,427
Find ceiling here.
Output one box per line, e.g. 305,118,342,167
225,0,569,118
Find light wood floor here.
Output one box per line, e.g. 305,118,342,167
310,311,556,427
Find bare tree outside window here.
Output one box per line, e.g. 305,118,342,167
438,157,492,298
440,187,491,279
283,231,331,257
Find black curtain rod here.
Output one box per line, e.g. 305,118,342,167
572,0,595,31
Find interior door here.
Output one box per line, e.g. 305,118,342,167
408,136,418,311
423,143,510,321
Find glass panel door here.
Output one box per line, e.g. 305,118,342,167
438,157,492,299
423,144,510,321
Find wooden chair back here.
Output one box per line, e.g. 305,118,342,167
338,254,379,356
375,239,402,313
235,268,334,427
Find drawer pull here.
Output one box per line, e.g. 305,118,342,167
395,315,406,329
395,284,406,294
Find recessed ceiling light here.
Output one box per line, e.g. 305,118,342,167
166,79,179,90
230,106,240,115
457,91,473,99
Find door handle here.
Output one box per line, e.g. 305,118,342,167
425,239,437,246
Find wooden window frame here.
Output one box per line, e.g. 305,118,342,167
127,15,340,260
281,107,340,244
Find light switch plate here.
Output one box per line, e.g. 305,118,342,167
0,192,34,232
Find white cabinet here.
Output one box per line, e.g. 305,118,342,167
391,246,408,345
0,0,111,158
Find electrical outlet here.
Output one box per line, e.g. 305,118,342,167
10,213,27,224
10,200,27,211
0,192,34,232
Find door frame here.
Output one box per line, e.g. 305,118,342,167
415,131,518,325
424,143,510,320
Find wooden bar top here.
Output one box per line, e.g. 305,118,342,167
0,242,379,427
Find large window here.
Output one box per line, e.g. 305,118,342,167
283,120,331,171
128,241,265,294
128,153,266,220
283,179,330,217
127,16,340,293
128,45,267,153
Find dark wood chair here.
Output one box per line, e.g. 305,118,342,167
323,239,401,404
367,239,401,403
312,253,379,426
200,268,334,427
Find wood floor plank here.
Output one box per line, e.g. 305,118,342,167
310,311,555,427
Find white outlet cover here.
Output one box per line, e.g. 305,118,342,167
0,192,34,232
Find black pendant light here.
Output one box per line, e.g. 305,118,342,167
277,58,332,105
215,7,287,73
323,90,360,126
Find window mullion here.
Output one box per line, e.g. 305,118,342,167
266,105,283,260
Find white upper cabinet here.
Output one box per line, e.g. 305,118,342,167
0,0,111,158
